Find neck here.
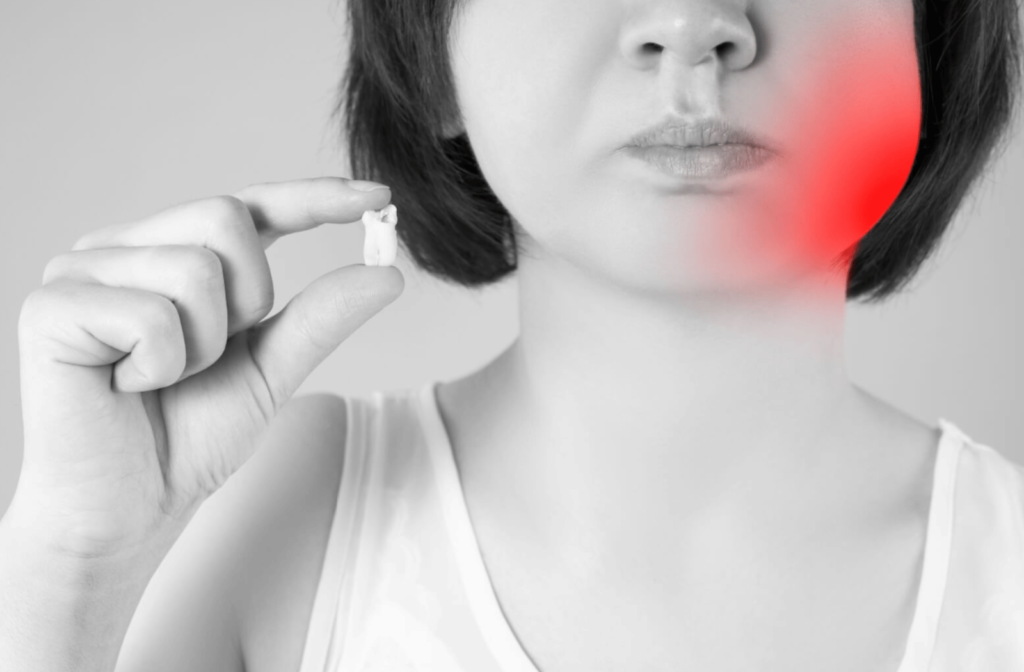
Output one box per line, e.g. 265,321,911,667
454,251,887,573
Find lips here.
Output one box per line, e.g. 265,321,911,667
622,143,776,180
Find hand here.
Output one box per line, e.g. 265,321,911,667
13,177,402,560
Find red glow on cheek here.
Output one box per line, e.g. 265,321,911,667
791,40,921,267
695,25,922,282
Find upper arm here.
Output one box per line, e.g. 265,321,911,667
115,392,349,672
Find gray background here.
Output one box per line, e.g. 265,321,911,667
1,1,1021,516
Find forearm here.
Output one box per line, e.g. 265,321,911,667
0,508,168,672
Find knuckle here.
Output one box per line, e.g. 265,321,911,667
41,253,72,286
70,221,123,252
162,249,227,339
249,286,275,323
197,198,272,322
141,293,184,342
19,287,51,331
200,195,251,228
18,284,81,357
240,260,275,326
139,296,187,383
70,231,98,252
21,282,76,322
234,182,264,199
175,245,225,288
18,287,66,354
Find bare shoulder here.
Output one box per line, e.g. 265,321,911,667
233,392,350,672
116,392,348,672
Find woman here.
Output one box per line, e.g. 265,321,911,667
2,0,1022,670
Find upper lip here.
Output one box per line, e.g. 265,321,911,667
627,115,778,154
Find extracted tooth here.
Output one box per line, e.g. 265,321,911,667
361,203,399,267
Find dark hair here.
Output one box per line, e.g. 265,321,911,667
337,0,1023,302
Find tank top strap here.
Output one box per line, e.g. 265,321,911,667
298,393,377,672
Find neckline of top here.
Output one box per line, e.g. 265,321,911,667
414,380,965,672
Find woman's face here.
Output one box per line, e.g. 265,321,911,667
447,0,921,294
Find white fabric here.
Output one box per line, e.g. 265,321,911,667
297,381,1024,672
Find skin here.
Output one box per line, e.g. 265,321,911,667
434,0,940,667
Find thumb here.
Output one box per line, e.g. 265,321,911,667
247,264,404,409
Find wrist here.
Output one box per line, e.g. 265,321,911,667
1,483,194,571
0,507,167,672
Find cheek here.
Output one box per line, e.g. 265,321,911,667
790,30,922,264
697,23,922,280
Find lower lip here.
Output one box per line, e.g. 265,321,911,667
622,144,775,180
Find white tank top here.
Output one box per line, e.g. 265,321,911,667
297,381,1024,672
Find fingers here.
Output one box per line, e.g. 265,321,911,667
41,245,229,382
66,178,392,338
20,280,187,395
234,177,392,250
247,264,404,410
70,196,271,338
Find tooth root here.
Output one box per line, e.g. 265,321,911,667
376,233,396,266
362,209,380,266
363,232,379,266
361,205,399,267
377,205,398,266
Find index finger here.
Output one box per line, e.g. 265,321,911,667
234,177,392,250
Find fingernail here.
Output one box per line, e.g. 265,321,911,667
349,180,390,192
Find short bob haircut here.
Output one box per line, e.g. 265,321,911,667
337,0,1023,303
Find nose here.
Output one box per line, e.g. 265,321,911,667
619,0,758,72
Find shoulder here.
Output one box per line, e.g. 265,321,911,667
116,393,350,672
950,422,1024,490
222,392,351,672
945,420,1024,524
216,391,352,672
939,425,1024,656
267,392,349,459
